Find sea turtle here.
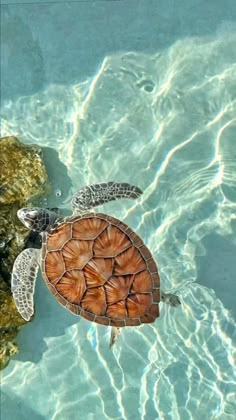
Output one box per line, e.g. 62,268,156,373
11,182,180,347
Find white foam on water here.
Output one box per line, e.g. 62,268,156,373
1,31,236,419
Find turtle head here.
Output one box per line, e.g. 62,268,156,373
17,208,59,232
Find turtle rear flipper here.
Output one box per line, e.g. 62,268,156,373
161,291,181,307
71,182,143,212
11,248,40,321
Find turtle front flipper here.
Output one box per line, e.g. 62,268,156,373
110,327,121,348
71,182,143,213
11,248,40,321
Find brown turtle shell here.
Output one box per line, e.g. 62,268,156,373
41,213,160,327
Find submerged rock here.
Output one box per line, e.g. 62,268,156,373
0,136,49,369
0,135,49,206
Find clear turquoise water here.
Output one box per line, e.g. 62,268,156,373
1,2,236,419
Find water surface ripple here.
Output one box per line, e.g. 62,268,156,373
1,32,236,420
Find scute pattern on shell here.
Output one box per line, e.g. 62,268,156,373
41,214,160,327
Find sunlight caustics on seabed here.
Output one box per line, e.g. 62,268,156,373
1,32,236,419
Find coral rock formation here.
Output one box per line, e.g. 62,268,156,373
0,136,49,369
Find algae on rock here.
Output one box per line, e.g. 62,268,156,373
0,136,50,369
0,135,49,205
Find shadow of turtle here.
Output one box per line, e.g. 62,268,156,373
14,274,80,364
